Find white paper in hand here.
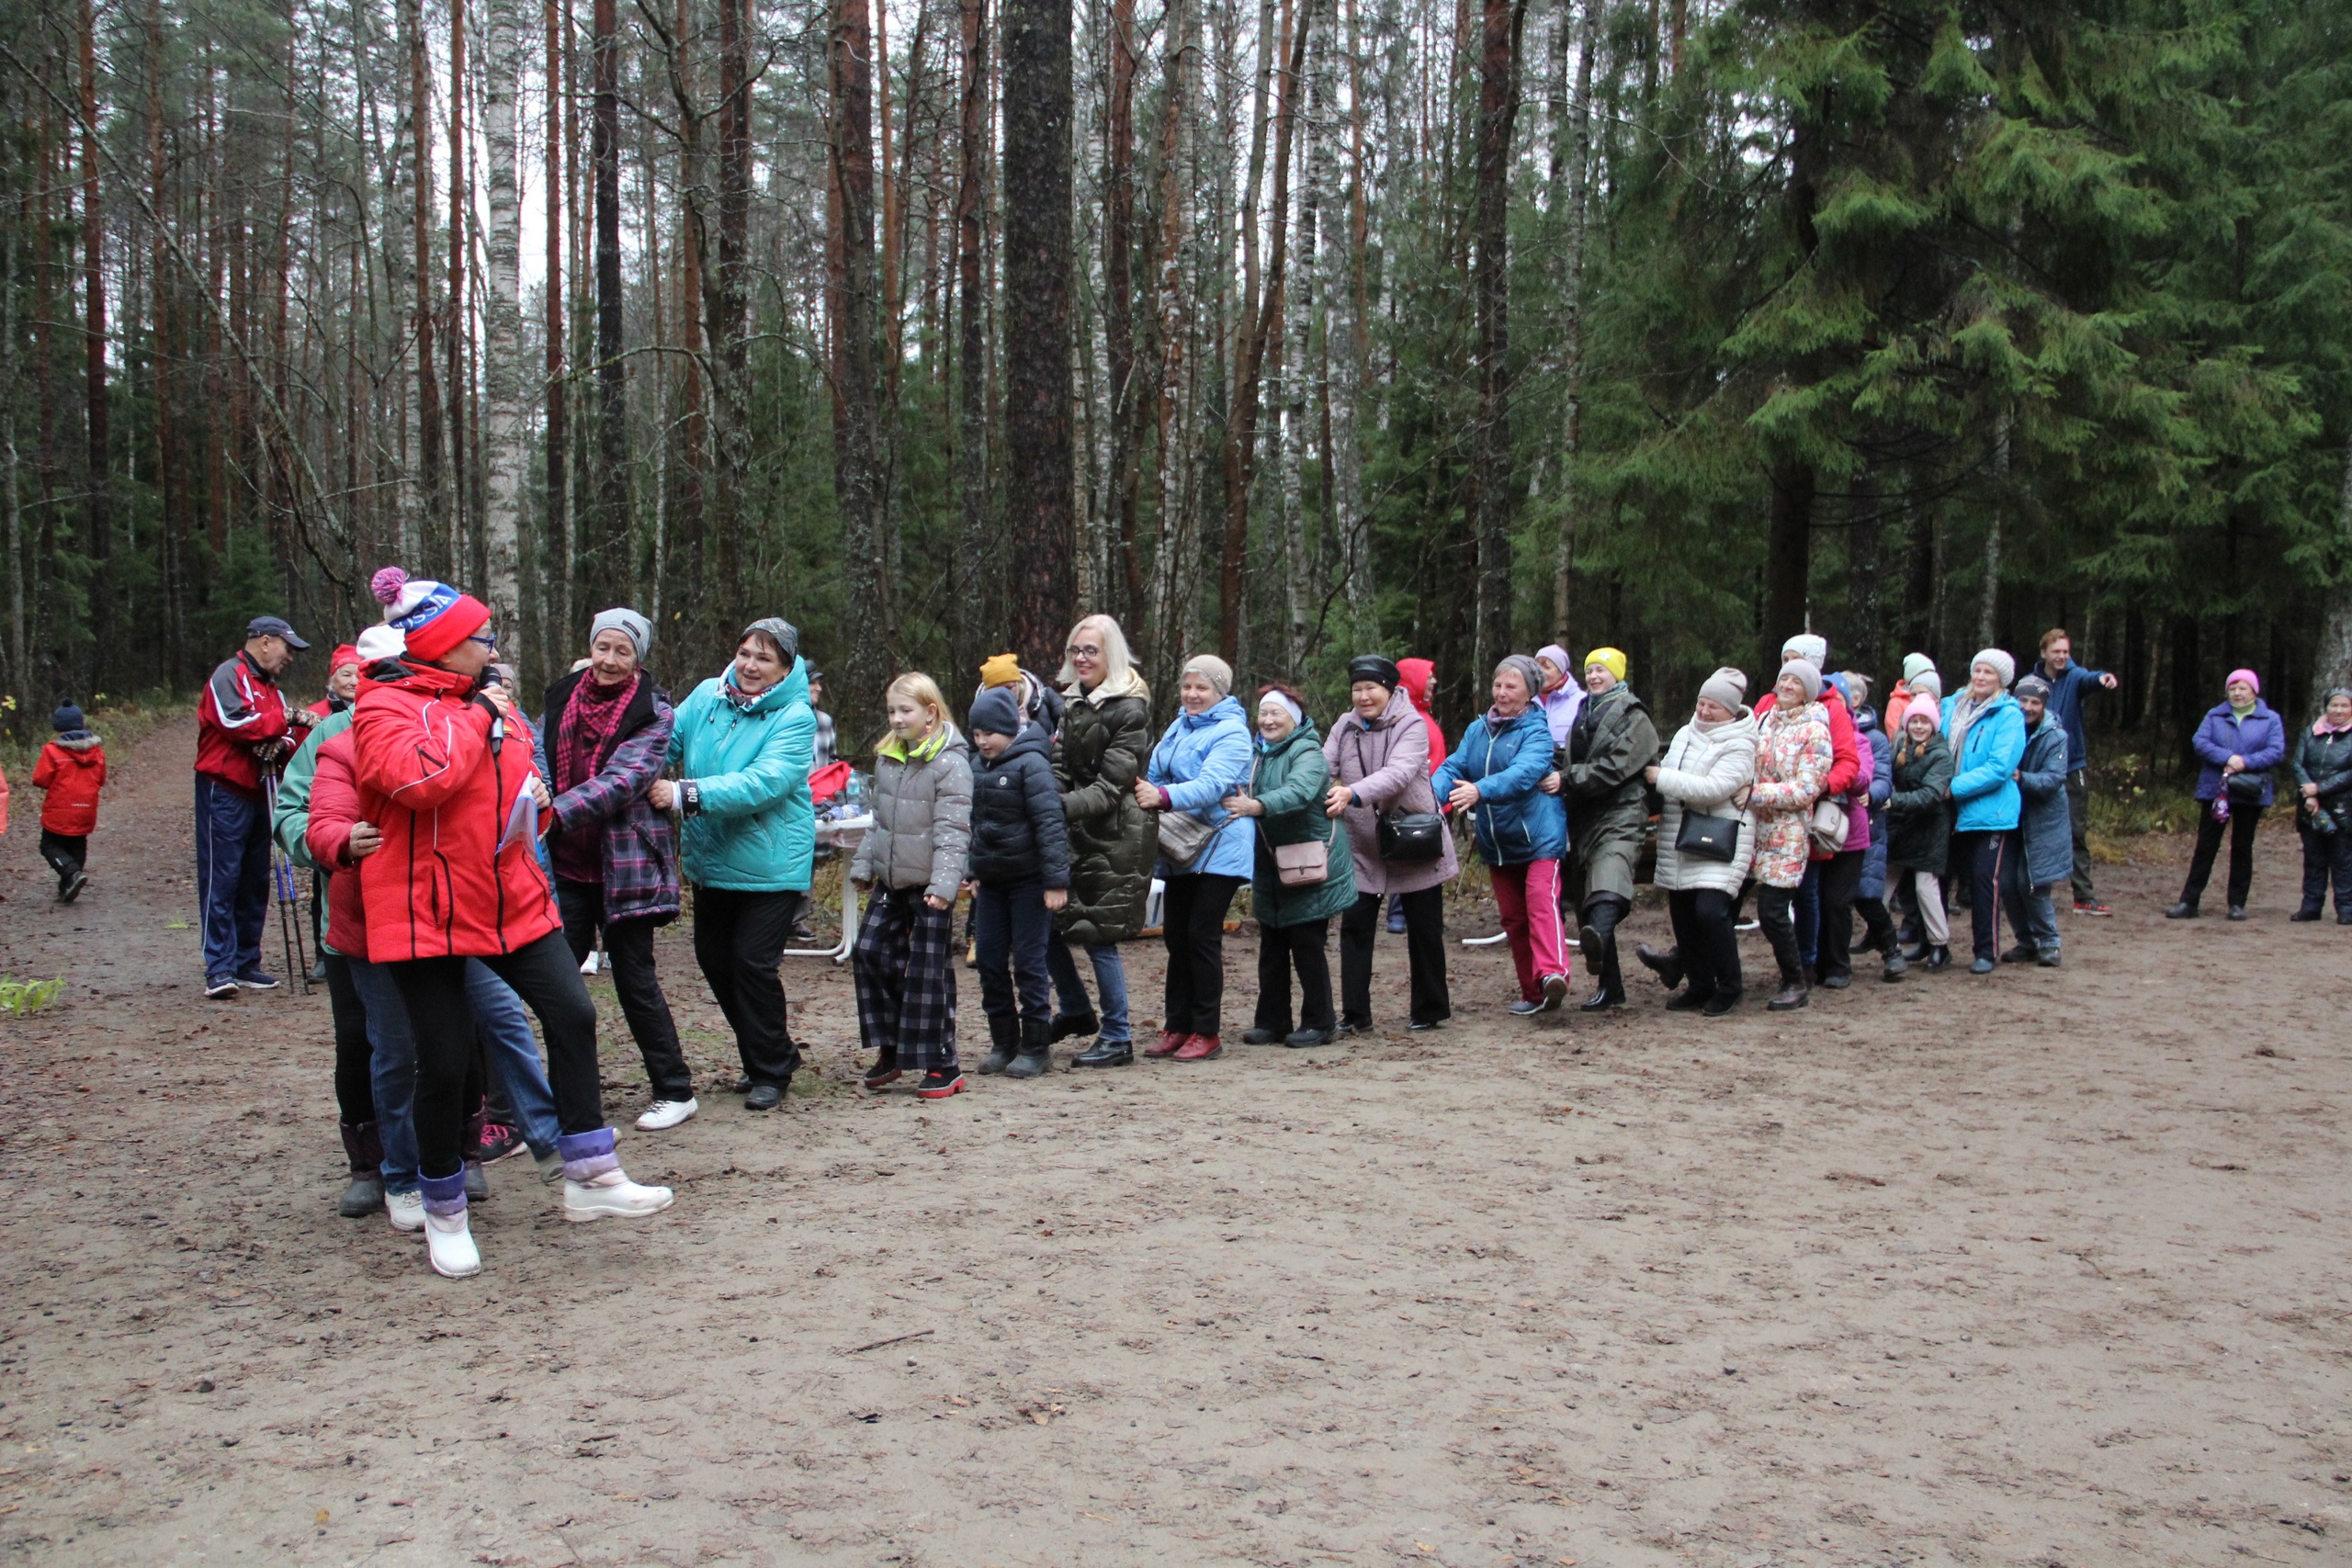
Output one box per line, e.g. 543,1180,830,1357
499,776,539,852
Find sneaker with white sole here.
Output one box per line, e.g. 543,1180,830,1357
204,977,240,1000
385,1188,425,1232
635,1098,699,1132
424,1208,482,1278
564,1169,675,1222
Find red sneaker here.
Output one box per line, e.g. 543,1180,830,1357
1144,1029,1189,1058
1172,1033,1224,1061
915,1070,967,1099
2073,900,2110,916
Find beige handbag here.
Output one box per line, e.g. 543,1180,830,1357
1273,837,1330,887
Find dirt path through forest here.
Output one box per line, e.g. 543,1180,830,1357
1,716,2346,1567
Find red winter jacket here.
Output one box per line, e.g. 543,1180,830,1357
196,651,294,796
349,662,559,963
304,729,373,959
32,737,107,835
1753,683,1861,797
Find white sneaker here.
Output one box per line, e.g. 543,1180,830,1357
424,1208,482,1278
385,1189,425,1233
564,1169,675,1223
635,1097,699,1132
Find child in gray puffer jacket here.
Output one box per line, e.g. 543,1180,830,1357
964,684,1072,1077
851,673,975,1098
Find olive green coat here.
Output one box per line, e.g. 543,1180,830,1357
1560,682,1659,907
1245,720,1358,928
1052,682,1158,945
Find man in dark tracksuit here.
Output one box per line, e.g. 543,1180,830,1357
196,615,308,997
2032,627,2120,916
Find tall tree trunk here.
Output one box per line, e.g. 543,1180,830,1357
483,0,526,666
1216,0,1312,663
544,0,571,648
589,0,629,610
2309,435,2352,706
831,0,890,724
1468,0,1522,681
1980,412,2010,649
714,0,752,642
1550,0,1595,640
1102,0,1139,625
951,0,994,682
1764,461,1815,669
1001,0,1076,671
448,0,473,576
79,0,111,686
671,0,708,661
1335,0,1370,616
404,0,447,570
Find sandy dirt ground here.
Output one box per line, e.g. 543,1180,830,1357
1,715,2347,1568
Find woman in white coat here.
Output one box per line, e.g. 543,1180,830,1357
1643,668,1758,1016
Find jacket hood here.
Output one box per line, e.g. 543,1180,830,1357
360,660,480,700
1256,717,1324,756
1069,666,1149,706
2204,697,2276,721
878,722,968,763
51,731,101,752
1587,682,1647,719
983,722,1055,766
1345,685,1418,732
1179,694,1249,731
1396,659,1437,715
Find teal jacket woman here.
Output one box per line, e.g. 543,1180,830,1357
666,658,818,891
1246,716,1357,927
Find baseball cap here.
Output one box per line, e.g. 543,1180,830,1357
246,615,311,649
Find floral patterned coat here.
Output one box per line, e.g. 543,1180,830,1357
1747,701,1833,889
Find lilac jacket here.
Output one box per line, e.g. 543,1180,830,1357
1323,686,1460,897
535,670,684,925
2191,701,2288,805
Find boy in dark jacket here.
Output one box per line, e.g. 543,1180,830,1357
33,702,106,902
965,685,1072,1078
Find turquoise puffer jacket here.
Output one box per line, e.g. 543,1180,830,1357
667,660,818,892
1941,690,2026,833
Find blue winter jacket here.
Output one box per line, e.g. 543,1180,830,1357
1147,694,1257,878
2033,660,2111,772
2190,700,2289,805
2013,713,2074,888
1430,705,1566,866
666,660,818,891
1941,691,2028,832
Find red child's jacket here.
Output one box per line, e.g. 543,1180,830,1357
32,735,106,835
349,661,559,963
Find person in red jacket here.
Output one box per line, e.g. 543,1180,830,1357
307,644,363,722
196,614,307,998
351,570,673,1280
33,701,106,902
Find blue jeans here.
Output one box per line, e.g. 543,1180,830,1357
1794,859,1822,970
1046,936,1131,1043
973,878,1053,1026
194,775,272,983
346,955,560,1191
2001,837,2061,955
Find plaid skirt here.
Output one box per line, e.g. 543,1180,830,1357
852,885,959,1072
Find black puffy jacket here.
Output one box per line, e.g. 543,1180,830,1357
966,724,1072,888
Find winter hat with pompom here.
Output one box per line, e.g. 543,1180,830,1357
370,567,490,662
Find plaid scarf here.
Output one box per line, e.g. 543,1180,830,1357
551,671,639,883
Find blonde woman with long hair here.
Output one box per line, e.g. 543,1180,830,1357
1046,614,1156,1066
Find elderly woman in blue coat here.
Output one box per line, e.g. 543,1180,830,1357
1999,675,2072,966
2167,668,2289,920
1940,649,2028,974
1430,655,1571,1015
1134,654,1255,1061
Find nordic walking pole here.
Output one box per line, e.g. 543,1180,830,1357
263,772,311,993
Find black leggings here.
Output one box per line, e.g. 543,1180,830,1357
692,886,804,1087
390,931,605,1181
1254,917,1334,1034
1666,887,1741,1000
1952,829,2007,962
320,953,376,1126
2182,805,2263,910
1814,851,1865,982
1757,885,1804,987
560,880,693,1100
1161,873,1244,1036
1580,893,1630,1000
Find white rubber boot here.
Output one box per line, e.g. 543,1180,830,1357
424,1207,481,1278
564,1168,676,1222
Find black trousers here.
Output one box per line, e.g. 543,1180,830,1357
1666,887,1741,1000
1952,829,2007,962
1254,916,1335,1034
691,885,803,1088
2182,805,2262,910
2300,813,2352,915
39,829,85,887
559,878,693,1100
2066,771,2096,903
320,952,376,1125
1814,850,1866,982
1340,887,1450,1028
1160,873,1243,1036
1757,885,1804,987
389,931,604,1181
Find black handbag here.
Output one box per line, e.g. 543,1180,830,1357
2225,772,2269,806
1674,808,1742,863
1377,810,1447,863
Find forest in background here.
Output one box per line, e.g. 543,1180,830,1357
0,0,2346,765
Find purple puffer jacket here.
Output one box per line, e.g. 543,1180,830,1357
535,670,684,925
2191,700,2288,805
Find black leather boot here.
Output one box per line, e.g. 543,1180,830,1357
1007,1018,1054,1078
1071,1034,1134,1067
978,1014,1020,1076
